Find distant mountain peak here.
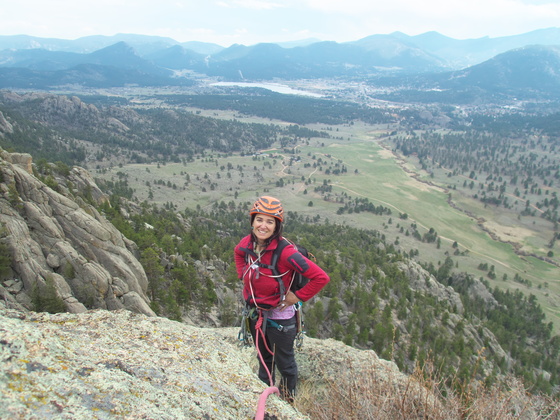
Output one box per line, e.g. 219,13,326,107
91,41,136,54
1,28,560,90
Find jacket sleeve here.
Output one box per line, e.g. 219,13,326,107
279,245,330,302
234,236,250,279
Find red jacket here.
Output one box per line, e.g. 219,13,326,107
234,235,330,308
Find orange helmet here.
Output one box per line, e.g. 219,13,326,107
250,196,284,223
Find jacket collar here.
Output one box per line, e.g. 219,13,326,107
249,235,281,251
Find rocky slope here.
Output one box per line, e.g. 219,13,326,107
0,306,411,420
2,304,555,420
0,147,515,389
0,149,154,316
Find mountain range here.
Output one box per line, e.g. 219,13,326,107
0,29,560,102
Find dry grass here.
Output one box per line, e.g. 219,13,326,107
293,355,560,420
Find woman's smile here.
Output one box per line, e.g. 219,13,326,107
252,214,276,243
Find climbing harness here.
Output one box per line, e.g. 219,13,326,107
238,305,300,348
237,253,307,350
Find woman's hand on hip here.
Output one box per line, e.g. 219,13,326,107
277,291,300,310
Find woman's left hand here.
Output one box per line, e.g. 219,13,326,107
278,291,300,310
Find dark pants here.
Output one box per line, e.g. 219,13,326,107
249,314,298,398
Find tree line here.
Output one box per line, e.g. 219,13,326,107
0,92,331,167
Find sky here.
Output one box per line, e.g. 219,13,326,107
2,0,560,47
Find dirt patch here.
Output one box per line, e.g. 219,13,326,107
482,220,534,243
376,147,445,193
377,149,394,159
403,178,441,193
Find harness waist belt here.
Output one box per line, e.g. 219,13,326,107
267,318,296,332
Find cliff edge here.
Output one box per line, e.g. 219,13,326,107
0,149,154,316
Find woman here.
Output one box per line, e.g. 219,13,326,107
234,196,329,401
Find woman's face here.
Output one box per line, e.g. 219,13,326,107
252,214,277,243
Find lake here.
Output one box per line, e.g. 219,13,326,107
210,82,324,98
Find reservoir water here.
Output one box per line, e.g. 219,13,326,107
210,82,324,98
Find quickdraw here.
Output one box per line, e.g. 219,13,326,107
294,301,305,350
238,306,256,347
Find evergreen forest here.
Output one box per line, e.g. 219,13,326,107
94,196,560,395
1,89,559,399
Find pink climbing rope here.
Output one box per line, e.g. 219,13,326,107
253,311,280,419
255,386,280,420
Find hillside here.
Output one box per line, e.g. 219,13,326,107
0,90,332,165
0,85,559,406
371,44,560,103
0,139,558,405
2,305,557,419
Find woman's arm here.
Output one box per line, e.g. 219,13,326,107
280,246,330,302
233,236,251,278
293,258,330,302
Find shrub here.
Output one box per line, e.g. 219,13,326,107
32,275,66,314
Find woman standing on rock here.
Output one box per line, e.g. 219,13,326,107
234,196,329,402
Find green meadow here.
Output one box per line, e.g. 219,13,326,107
95,125,560,332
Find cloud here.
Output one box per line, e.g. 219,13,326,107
1,0,559,46
301,0,560,18
300,0,560,39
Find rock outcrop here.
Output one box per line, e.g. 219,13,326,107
0,306,420,420
0,110,14,134
0,149,154,316
398,259,464,313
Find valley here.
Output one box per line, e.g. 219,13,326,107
2,26,560,418
91,106,560,332
2,81,560,396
